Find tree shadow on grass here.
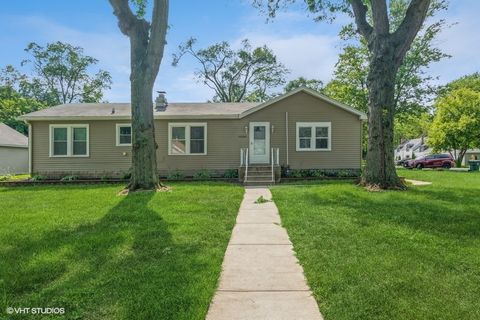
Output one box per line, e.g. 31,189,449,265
2,192,212,320
302,185,480,240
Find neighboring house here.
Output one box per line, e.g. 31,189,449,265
19,87,366,183
465,149,480,165
0,123,29,174
395,137,479,166
395,137,430,161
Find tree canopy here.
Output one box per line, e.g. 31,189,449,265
325,0,449,116
284,77,323,93
172,38,289,102
21,42,112,105
429,88,480,166
0,41,113,135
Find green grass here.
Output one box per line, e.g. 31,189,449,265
0,174,30,181
271,170,480,320
0,182,244,320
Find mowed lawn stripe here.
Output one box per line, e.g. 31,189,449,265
271,171,480,320
0,182,244,320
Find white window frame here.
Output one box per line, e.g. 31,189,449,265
296,122,331,151
116,123,132,146
49,124,89,157
168,122,207,155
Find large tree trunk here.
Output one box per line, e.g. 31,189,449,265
129,70,159,190
362,39,403,189
128,22,160,190
349,0,430,189
109,0,168,191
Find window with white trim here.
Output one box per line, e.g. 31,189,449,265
168,123,207,155
116,124,132,146
50,124,89,157
296,122,331,151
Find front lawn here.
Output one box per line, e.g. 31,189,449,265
271,170,480,320
0,182,244,320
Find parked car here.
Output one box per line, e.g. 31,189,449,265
404,154,455,169
396,159,409,166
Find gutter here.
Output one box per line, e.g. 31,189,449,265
0,144,28,149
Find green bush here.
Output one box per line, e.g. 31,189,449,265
31,175,47,181
101,175,111,181
283,168,360,179
0,174,12,181
312,170,326,178
223,169,238,179
167,171,184,180
61,175,79,181
194,169,212,180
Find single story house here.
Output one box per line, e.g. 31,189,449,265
19,87,366,183
0,123,29,175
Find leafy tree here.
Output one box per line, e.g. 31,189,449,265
22,42,112,106
172,38,289,102
429,88,480,166
0,86,45,134
440,72,480,95
255,0,438,189
329,0,449,116
0,66,46,134
109,0,168,190
394,112,431,145
284,77,323,92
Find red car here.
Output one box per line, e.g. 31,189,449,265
404,154,455,169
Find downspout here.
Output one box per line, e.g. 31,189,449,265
360,118,363,170
285,112,289,166
27,122,32,175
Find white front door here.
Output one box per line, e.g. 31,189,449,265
249,122,270,164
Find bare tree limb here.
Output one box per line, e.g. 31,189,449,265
371,0,390,35
146,0,169,83
108,0,138,36
392,0,431,66
350,0,374,42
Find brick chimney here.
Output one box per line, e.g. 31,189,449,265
155,91,168,111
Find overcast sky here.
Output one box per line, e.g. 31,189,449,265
1,0,479,102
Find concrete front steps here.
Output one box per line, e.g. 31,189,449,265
244,165,276,186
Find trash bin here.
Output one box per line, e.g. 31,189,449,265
468,160,480,171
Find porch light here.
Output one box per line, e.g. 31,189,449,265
244,126,248,134
271,125,275,133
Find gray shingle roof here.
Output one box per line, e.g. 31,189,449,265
19,102,260,120
0,123,28,148
19,88,367,121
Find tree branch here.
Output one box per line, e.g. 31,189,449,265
350,0,374,42
392,0,431,66
109,0,138,36
146,0,169,83
371,0,389,35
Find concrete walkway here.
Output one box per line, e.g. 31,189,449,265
206,187,323,320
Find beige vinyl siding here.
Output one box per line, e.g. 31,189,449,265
242,91,362,169
30,91,362,177
31,120,132,177
156,119,246,173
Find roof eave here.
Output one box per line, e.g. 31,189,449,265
0,143,28,149
19,114,241,121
